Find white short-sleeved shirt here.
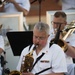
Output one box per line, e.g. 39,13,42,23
4,0,30,30
0,35,4,75
4,0,30,12
17,42,67,74
62,0,75,10
0,35,4,51
48,29,75,64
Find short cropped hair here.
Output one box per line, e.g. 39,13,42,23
33,22,50,35
54,11,67,19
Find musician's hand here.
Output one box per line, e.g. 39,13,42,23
22,72,34,75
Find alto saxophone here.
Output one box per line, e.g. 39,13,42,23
21,46,36,72
8,46,36,75
9,70,21,75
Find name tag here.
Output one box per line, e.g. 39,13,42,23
40,60,49,63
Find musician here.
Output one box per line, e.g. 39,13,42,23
0,25,5,75
48,11,75,75
0,0,30,30
17,22,67,75
53,0,75,10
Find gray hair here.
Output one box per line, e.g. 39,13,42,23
33,22,50,35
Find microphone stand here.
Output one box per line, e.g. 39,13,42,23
31,0,44,22
38,0,42,22
54,23,62,44
31,0,37,4
49,23,62,47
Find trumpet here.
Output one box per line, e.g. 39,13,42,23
62,28,75,40
50,23,68,52
62,20,75,40
50,21,75,52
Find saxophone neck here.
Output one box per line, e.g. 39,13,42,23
29,45,36,56
29,50,34,56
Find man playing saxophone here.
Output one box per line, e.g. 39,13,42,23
17,22,67,75
48,11,75,75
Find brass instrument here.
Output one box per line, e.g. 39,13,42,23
50,20,75,52
21,46,36,72
8,46,36,75
63,20,75,40
9,70,22,75
50,23,68,52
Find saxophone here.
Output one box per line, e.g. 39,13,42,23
8,46,36,75
21,46,36,72
9,70,21,75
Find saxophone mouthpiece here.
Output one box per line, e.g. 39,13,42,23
33,45,36,50
35,44,39,48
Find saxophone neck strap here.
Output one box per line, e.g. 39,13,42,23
31,53,45,70
35,66,52,75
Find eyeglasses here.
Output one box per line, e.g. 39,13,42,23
51,21,65,25
33,35,47,40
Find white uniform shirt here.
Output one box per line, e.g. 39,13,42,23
4,0,30,30
4,0,30,12
62,0,75,10
17,42,67,74
0,35,4,51
65,33,75,64
0,35,4,75
48,29,75,64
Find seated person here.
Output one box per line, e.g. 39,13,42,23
0,25,5,75
48,11,75,75
17,22,67,75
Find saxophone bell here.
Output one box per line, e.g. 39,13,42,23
9,70,22,75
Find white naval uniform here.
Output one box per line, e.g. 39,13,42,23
0,36,4,51
62,0,75,10
0,35,5,75
48,29,75,75
4,0,30,30
17,41,67,74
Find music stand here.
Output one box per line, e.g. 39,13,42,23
6,31,33,56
